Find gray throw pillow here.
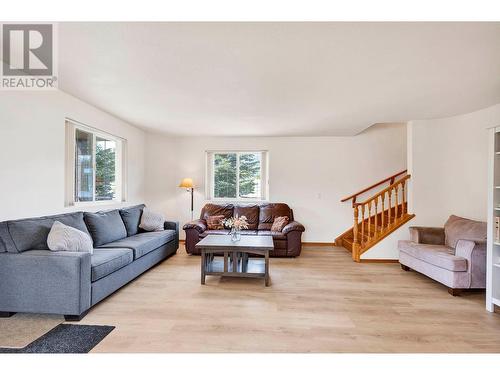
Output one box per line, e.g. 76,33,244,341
139,208,165,232
47,221,93,253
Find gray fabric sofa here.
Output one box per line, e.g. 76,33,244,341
0,204,178,321
398,215,486,296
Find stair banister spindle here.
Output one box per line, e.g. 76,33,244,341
361,204,365,245
402,179,406,214
395,185,399,219
381,192,385,229
353,205,359,247
367,201,372,241
374,196,378,236
388,188,392,225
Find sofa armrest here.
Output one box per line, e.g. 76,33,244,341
282,221,305,235
409,226,445,245
164,220,179,233
0,251,91,315
454,239,486,288
183,219,207,233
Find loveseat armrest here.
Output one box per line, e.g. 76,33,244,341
282,221,305,235
0,251,91,316
183,219,207,233
454,239,486,288
409,226,445,245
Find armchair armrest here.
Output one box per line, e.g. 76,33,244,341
282,221,305,235
183,219,207,233
0,251,91,315
454,239,486,288
409,226,445,245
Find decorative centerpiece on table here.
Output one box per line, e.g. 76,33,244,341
222,215,249,242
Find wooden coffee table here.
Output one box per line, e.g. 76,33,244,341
195,235,274,286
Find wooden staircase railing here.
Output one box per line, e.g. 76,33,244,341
336,173,415,262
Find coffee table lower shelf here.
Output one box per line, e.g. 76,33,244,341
201,252,270,286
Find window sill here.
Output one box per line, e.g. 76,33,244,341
206,198,269,203
68,200,126,209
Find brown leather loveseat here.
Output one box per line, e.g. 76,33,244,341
183,203,305,257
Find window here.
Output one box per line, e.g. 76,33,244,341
65,120,126,206
206,151,268,200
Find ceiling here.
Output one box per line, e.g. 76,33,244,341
58,22,500,136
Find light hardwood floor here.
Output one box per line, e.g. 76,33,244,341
81,245,500,353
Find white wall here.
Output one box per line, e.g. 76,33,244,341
0,90,146,221
408,103,500,227
144,123,407,243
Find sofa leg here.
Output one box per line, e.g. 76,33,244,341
0,311,16,318
400,264,411,271
64,309,89,322
448,288,463,297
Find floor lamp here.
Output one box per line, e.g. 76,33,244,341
179,178,194,220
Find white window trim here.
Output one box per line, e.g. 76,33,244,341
65,118,128,207
205,150,269,202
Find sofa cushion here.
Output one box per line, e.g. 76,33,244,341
444,215,487,248
84,210,128,247
6,212,89,253
91,248,133,282
119,204,145,236
234,205,259,230
200,203,234,221
0,221,15,252
98,230,176,259
258,203,293,231
398,240,467,272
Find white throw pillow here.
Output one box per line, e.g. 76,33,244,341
47,221,94,253
139,208,165,232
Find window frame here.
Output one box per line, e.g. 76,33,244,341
205,150,269,201
65,119,127,207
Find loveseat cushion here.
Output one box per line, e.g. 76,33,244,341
257,230,287,240
84,210,128,247
444,215,487,248
119,204,145,236
199,229,230,237
398,240,467,272
98,230,176,259
234,205,259,230
200,203,234,221
5,212,89,253
258,203,293,231
91,248,133,282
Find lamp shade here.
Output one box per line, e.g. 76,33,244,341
179,178,194,188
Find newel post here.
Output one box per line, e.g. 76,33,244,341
352,205,360,261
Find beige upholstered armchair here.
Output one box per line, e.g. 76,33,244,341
398,215,487,296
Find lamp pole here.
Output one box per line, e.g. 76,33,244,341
190,187,194,220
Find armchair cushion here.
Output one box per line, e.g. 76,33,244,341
398,241,467,272
409,226,445,245
183,219,207,233
444,215,487,248
282,221,305,235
